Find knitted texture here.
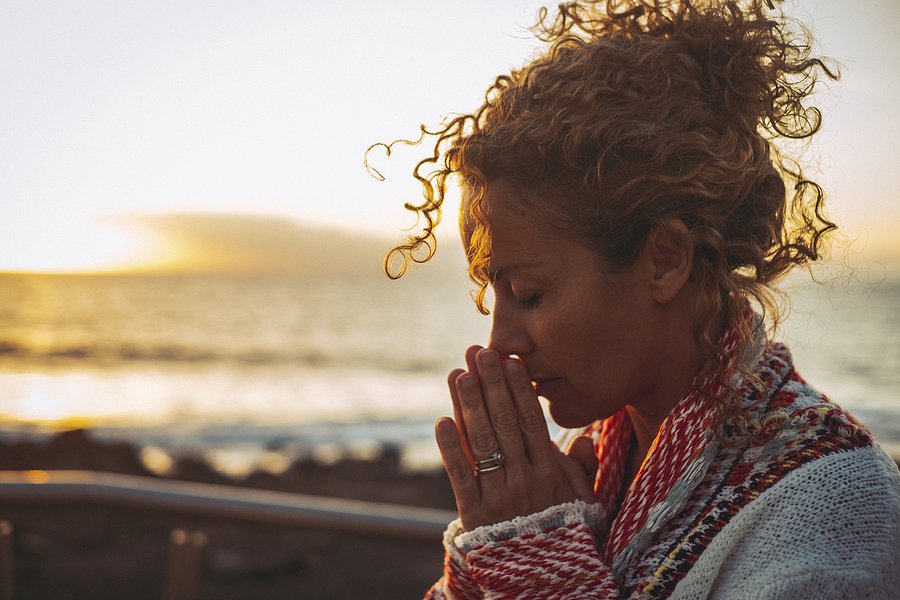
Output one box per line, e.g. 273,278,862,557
669,447,900,600
598,323,742,571
424,341,900,599
463,501,615,599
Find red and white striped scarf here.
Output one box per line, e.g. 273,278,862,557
590,324,743,565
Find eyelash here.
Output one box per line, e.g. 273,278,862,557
518,292,542,311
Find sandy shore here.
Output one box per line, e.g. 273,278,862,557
0,429,454,599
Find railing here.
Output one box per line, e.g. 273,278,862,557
0,469,457,600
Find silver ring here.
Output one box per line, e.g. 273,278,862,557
474,450,505,474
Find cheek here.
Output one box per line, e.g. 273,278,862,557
561,312,641,402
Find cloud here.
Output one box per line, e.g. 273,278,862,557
125,213,400,276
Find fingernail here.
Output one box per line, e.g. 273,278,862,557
436,417,455,435
504,359,521,374
458,373,476,388
479,349,498,364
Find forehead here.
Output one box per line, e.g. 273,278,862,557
469,181,584,274
488,202,558,261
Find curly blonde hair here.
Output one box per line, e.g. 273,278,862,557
372,0,838,411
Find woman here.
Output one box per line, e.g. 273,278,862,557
375,0,900,597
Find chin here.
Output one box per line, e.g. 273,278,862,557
545,388,619,430
547,402,597,430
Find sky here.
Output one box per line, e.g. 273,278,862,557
1,0,899,273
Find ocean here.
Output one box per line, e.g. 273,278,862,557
0,266,897,475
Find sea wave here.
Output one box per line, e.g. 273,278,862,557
0,339,443,373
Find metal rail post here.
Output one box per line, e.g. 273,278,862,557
0,520,12,600
162,528,207,600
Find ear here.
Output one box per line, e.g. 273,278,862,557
643,219,694,304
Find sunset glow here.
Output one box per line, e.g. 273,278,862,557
1,0,899,273
0,217,169,274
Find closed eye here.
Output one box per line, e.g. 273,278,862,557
519,292,541,311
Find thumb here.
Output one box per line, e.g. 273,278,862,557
556,450,596,503
566,434,599,479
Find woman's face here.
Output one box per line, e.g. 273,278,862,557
476,182,666,429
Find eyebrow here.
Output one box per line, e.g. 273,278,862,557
489,260,543,281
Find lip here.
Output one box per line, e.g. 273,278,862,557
531,376,562,389
522,364,561,389
531,377,561,399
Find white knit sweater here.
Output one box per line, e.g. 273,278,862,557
673,445,900,599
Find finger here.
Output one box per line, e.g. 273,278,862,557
435,417,480,514
464,345,482,379
556,451,596,503
455,371,505,474
447,369,474,466
503,357,555,466
565,434,599,479
474,348,527,464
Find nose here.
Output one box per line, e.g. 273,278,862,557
488,298,533,358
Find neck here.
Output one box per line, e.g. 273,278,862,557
626,294,712,466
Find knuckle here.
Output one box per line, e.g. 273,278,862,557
491,409,518,431
446,461,472,485
513,379,534,396
520,410,547,433
471,431,496,453
483,370,505,389
460,392,482,409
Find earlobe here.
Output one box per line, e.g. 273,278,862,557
646,220,694,304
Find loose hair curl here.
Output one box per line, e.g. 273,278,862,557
370,0,838,422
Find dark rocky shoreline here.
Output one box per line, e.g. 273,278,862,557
0,429,455,599
0,428,456,509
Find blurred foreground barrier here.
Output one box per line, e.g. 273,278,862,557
0,469,456,599
0,469,455,540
